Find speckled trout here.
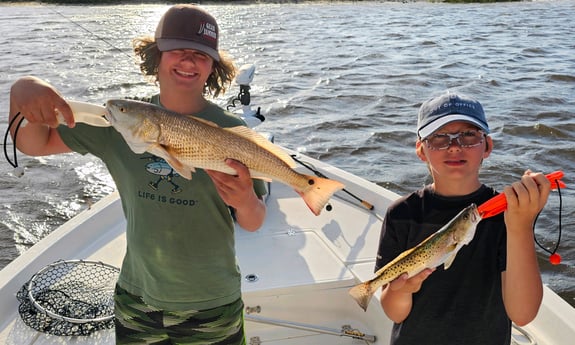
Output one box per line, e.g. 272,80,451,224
105,99,345,215
349,204,481,311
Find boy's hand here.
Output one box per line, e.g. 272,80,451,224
389,268,435,294
503,170,551,232
205,159,256,210
10,76,74,128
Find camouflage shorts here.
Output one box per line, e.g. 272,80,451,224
114,285,245,345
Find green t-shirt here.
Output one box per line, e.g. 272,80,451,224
58,96,267,311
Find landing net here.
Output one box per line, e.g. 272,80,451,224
17,259,119,336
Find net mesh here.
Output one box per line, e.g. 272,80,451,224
17,260,119,336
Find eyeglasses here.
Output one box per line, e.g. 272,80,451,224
423,130,486,150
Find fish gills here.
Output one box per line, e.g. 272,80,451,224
349,204,481,311
105,99,345,215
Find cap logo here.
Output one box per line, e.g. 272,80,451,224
438,100,476,113
198,22,217,41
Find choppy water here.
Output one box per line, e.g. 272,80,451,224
1,1,574,307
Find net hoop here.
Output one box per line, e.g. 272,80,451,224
26,259,119,324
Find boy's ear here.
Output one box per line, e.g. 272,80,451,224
483,136,493,159
416,139,427,162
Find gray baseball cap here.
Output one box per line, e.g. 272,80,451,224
155,5,220,61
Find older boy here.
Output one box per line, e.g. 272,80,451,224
9,5,266,344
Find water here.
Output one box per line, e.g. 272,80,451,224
1,1,574,307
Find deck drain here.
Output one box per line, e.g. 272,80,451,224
245,273,259,282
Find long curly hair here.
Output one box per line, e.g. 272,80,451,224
132,37,236,98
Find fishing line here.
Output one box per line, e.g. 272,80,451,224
290,154,374,211
47,6,133,59
534,180,563,265
4,7,136,176
4,112,26,176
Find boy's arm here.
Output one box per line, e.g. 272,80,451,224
9,76,73,156
501,171,551,326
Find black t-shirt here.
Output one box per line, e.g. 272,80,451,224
375,185,511,345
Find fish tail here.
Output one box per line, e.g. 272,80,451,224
348,281,376,312
297,175,345,215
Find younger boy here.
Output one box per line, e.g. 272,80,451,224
376,92,551,345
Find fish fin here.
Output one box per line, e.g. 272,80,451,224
188,116,220,128
168,160,192,180
150,144,193,180
191,115,297,168
383,246,418,267
297,174,345,215
348,281,376,312
226,126,297,168
126,142,151,154
443,245,459,270
255,176,273,182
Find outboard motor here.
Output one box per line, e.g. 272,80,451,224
228,64,265,128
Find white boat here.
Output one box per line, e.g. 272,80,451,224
2,65,574,343
1,146,574,344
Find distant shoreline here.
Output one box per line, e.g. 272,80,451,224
0,0,525,5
